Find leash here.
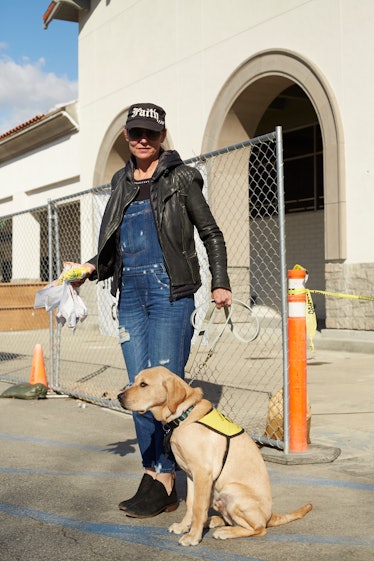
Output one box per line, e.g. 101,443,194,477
185,299,260,386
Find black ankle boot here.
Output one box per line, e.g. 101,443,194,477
118,473,154,511
125,479,178,518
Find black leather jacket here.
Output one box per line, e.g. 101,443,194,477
89,150,231,300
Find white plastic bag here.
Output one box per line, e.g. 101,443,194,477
56,282,87,332
34,263,88,332
34,284,64,312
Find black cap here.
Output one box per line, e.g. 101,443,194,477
125,103,166,131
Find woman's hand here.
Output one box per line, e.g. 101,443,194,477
62,261,96,289
212,288,232,309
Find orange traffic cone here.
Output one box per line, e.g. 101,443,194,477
29,344,48,387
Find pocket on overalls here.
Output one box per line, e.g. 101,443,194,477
120,206,148,256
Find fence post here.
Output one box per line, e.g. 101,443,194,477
288,269,308,452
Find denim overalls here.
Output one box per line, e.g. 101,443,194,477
118,198,194,472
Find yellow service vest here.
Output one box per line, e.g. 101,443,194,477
196,408,244,437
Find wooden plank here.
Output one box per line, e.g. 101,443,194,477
0,283,50,331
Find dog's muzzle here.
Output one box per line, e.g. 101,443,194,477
117,383,132,408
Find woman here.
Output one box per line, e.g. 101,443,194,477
80,102,231,518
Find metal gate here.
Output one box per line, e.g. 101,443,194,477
0,128,287,448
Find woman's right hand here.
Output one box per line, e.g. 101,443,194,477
62,261,96,288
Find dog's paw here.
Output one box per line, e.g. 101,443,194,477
178,532,202,546
206,515,226,529
212,527,231,540
168,522,190,535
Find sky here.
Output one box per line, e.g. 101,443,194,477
0,0,78,135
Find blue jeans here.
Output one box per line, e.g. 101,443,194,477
118,267,194,472
118,201,195,472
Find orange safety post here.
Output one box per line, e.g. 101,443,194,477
288,269,308,452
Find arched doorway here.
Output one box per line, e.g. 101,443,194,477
93,108,129,187
203,50,345,324
255,84,325,321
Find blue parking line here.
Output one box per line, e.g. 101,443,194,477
0,502,265,561
2,430,374,556
1,501,373,553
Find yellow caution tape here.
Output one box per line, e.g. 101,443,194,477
305,289,317,351
292,264,316,350
288,287,374,301
290,264,374,349
308,289,374,301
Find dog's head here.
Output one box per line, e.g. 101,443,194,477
117,366,203,423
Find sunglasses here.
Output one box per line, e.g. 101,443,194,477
127,128,162,141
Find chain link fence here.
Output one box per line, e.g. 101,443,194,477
0,129,287,448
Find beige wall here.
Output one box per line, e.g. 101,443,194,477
0,131,80,215
78,0,374,266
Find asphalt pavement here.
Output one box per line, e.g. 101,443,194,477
1,347,373,561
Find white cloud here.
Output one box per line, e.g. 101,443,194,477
0,55,78,134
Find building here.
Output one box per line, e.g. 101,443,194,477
1,0,373,333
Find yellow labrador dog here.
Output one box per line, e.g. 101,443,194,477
118,366,312,546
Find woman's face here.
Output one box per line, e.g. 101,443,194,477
124,128,167,163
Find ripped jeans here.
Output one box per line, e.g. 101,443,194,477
118,263,195,473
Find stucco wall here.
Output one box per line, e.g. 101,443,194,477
0,133,80,214
77,0,374,266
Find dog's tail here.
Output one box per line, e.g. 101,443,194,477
267,503,312,527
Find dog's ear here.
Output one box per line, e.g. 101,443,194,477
164,374,187,414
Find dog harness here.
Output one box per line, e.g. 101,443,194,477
163,407,244,481
197,408,244,482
